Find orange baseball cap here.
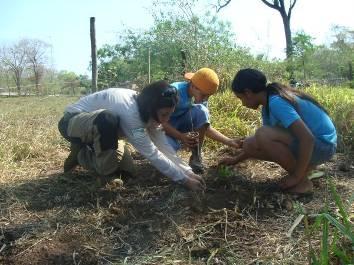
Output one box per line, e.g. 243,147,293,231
184,68,219,95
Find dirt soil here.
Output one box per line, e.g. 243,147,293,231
0,149,353,264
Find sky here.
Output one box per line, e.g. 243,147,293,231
1,0,353,75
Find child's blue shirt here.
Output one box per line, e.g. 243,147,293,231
261,94,337,145
170,81,192,118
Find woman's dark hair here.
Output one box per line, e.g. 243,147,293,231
231,68,328,115
136,80,178,123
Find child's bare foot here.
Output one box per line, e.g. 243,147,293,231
279,165,315,190
279,175,300,190
287,178,313,194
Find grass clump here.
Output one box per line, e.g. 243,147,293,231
302,181,354,265
305,86,354,155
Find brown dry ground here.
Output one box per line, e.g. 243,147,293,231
1,146,353,264
1,92,353,265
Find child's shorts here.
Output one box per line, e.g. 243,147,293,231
166,104,209,151
290,138,336,166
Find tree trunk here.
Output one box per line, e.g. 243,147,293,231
14,71,21,96
180,50,187,75
259,0,297,79
281,14,293,58
216,0,297,62
35,71,40,95
302,57,306,80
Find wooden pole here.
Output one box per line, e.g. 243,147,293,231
148,47,151,84
90,17,97,92
180,50,187,75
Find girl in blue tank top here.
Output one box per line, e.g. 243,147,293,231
221,68,337,195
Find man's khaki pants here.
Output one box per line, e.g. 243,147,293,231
59,109,135,176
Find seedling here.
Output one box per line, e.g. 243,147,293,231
217,165,234,179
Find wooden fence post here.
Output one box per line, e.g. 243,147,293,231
90,17,97,92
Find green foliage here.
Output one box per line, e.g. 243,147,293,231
293,27,354,83
292,31,315,80
305,181,354,265
348,80,354,89
97,43,138,88
57,70,81,95
96,12,278,90
79,74,91,93
304,86,354,154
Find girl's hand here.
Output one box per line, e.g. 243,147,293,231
227,138,244,149
219,156,238,165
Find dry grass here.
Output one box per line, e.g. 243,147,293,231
0,94,353,264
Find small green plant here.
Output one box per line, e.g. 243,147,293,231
304,181,354,265
217,165,234,180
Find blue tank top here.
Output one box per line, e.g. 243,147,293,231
262,94,337,145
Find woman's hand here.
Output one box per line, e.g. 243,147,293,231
182,172,206,191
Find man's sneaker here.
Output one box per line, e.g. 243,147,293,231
64,143,81,172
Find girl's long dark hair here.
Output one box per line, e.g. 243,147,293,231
136,80,178,123
232,68,328,116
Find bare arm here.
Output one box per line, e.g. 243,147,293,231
206,126,242,148
162,122,198,148
162,122,183,140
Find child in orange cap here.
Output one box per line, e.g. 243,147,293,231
162,68,240,173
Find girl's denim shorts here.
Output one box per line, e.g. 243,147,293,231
290,138,336,166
